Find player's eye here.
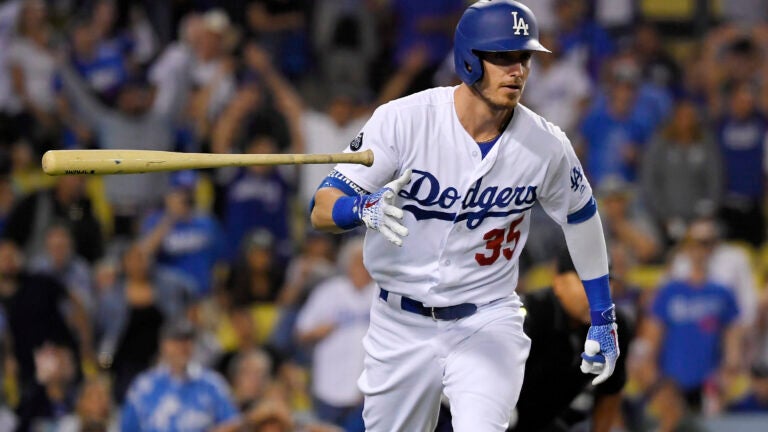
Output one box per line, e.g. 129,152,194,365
479,51,531,66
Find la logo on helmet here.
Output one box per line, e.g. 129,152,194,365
511,11,529,35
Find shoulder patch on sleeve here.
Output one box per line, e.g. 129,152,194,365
350,132,363,151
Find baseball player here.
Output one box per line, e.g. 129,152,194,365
310,1,619,431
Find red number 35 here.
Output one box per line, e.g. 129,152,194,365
474,215,525,266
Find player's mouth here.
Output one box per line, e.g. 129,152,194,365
502,83,523,93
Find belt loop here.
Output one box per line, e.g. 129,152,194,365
430,307,437,321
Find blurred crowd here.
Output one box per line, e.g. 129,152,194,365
0,0,766,431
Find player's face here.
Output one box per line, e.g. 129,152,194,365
475,51,532,109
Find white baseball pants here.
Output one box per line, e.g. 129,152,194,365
358,292,530,432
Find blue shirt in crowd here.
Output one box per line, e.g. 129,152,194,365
224,168,292,262
652,279,739,390
392,0,464,66
557,20,615,81
121,365,239,432
579,106,652,187
717,113,767,200
142,213,225,297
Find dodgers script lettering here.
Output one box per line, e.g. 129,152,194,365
398,169,537,229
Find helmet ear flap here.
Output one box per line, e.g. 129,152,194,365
454,41,484,85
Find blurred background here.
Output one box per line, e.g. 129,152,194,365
0,0,767,431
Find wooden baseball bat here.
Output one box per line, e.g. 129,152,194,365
41,149,374,176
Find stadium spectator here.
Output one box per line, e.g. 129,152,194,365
15,344,78,431
715,80,768,246
0,0,21,142
272,231,337,360
214,305,279,379
96,242,196,402
5,0,58,155
597,176,661,264
246,0,309,80
633,22,684,97
228,348,273,412
140,170,225,297
702,26,768,116
552,0,615,80
226,229,284,304
57,374,118,432
668,219,759,341
0,240,91,392
523,32,591,135
121,318,241,432
296,237,372,430
312,0,378,93
387,0,464,92
578,61,654,187
29,224,96,319
509,250,631,432
185,9,238,143
642,99,722,244
638,228,743,417
2,175,103,262
221,135,295,262
64,15,129,105
58,48,190,236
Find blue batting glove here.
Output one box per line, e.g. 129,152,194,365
357,169,412,246
580,304,620,385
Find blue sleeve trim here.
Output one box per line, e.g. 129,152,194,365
567,196,597,224
308,169,369,214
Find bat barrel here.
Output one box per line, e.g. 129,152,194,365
41,149,373,176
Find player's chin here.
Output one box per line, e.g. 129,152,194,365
494,95,520,110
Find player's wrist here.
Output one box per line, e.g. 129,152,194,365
589,304,616,326
332,195,365,230
582,274,613,319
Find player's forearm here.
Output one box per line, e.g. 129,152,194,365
310,187,350,233
562,211,612,317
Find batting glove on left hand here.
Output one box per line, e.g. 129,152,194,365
580,305,620,385
357,169,412,246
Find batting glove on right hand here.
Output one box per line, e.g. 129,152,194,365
358,169,412,246
580,305,620,385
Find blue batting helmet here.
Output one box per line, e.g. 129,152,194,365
454,0,550,85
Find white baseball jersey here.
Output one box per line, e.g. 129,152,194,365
335,86,593,306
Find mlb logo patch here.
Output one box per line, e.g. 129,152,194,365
350,132,364,151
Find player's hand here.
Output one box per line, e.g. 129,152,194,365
359,169,412,246
580,305,620,385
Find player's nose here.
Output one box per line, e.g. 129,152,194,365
507,61,524,77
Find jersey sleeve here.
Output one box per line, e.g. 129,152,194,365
332,104,401,193
538,134,594,226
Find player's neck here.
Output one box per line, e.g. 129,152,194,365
454,84,514,142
